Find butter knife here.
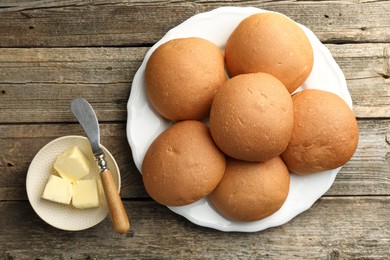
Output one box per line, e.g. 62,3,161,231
71,97,130,234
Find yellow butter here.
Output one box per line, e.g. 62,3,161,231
96,176,104,201
41,175,72,205
54,146,90,183
72,179,100,209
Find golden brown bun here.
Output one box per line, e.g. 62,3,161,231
281,89,359,175
209,72,293,162
225,13,314,93
145,37,226,120
209,156,290,222
142,120,226,206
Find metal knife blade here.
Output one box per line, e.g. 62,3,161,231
70,97,104,156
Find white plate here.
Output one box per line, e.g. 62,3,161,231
126,7,351,232
26,135,121,231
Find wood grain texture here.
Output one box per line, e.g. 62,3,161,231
0,1,196,47
0,119,389,201
0,0,389,258
0,44,389,123
0,197,389,259
0,123,148,201
328,44,390,118
0,0,389,47
199,1,390,44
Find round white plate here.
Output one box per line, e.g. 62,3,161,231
127,7,351,232
26,135,121,231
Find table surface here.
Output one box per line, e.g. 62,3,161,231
0,0,389,259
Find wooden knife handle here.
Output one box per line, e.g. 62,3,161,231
100,169,130,234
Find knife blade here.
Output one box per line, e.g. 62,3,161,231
70,98,103,157
71,97,130,234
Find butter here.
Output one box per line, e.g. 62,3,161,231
96,176,104,200
54,146,90,183
41,175,72,205
72,179,100,209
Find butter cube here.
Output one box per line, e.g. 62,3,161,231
72,179,100,209
96,176,104,199
42,175,72,205
54,146,90,183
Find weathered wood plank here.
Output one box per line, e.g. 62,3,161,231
0,197,389,259
327,44,390,118
0,119,389,201
0,1,196,47
0,1,387,259
198,1,390,44
327,119,390,196
0,123,148,201
0,43,389,122
0,47,147,123
0,1,389,47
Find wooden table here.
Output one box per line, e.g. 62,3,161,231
1,1,389,259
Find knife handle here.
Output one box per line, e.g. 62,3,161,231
100,169,130,234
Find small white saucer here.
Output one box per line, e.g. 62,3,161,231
26,135,121,231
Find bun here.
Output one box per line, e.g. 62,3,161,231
145,37,226,120
281,89,359,174
209,156,290,222
225,13,314,93
142,120,226,206
209,72,293,162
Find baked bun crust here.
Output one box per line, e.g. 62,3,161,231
209,156,290,222
209,72,293,162
142,120,226,206
225,13,314,93
281,89,359,174
145,37,226,120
